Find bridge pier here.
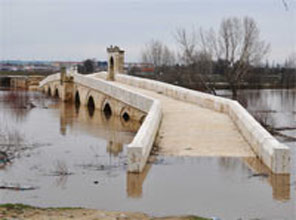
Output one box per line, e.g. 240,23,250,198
60,67,74,102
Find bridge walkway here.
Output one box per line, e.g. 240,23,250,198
108,80,255,158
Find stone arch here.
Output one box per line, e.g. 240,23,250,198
84,89,97,106
87,95,95,117
120,107,131,123
75,90,81,108
47,86,52,96
102,99,112,119
54,87,59,98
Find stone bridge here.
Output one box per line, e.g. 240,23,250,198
39,46,290,174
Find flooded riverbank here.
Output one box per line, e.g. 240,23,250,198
0,89,295,220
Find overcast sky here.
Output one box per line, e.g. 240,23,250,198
0,0,295,63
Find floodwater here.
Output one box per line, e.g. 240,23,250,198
0,89,295,220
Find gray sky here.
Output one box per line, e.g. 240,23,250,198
0,0,295,63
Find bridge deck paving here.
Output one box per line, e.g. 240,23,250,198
109,81,255,158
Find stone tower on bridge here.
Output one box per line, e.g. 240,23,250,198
107,45,125,81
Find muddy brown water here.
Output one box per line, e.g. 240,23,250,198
0,89,295,220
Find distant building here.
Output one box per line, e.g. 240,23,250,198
0,65,18,71
126,63,155,76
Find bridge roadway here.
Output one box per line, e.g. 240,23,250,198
91,75,255,158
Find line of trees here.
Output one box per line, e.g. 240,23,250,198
140,16,295,99
142,40,176,67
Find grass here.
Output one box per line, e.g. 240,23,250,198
0,204,211,220
0,203,35,210
0,203,81,211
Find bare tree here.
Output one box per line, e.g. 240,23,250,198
141,40,175,67
282,0,289,10
285,53,296,68
175,17,269,98
175,28,198,66
201,16,270,99
283,53,296,88
175,27,216,94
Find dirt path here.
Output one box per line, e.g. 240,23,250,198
0,204,210,220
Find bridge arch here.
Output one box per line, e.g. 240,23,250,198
87,95,95,117
85,89,98,106
102,99,112,119
75,90,81,107
54,87,59,98
47,87,52,96
120,107,131,123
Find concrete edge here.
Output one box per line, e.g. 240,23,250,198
127,100,162,172
227,101,290,174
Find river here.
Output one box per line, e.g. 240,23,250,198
0,89,295,220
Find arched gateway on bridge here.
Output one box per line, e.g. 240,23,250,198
107,45,125,80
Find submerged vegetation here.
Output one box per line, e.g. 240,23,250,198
254,112,296,142
0,90,54,168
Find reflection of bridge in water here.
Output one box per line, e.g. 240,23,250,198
57,102,151,198
244,157,291,201
127,157,291,200
58,102,141,144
